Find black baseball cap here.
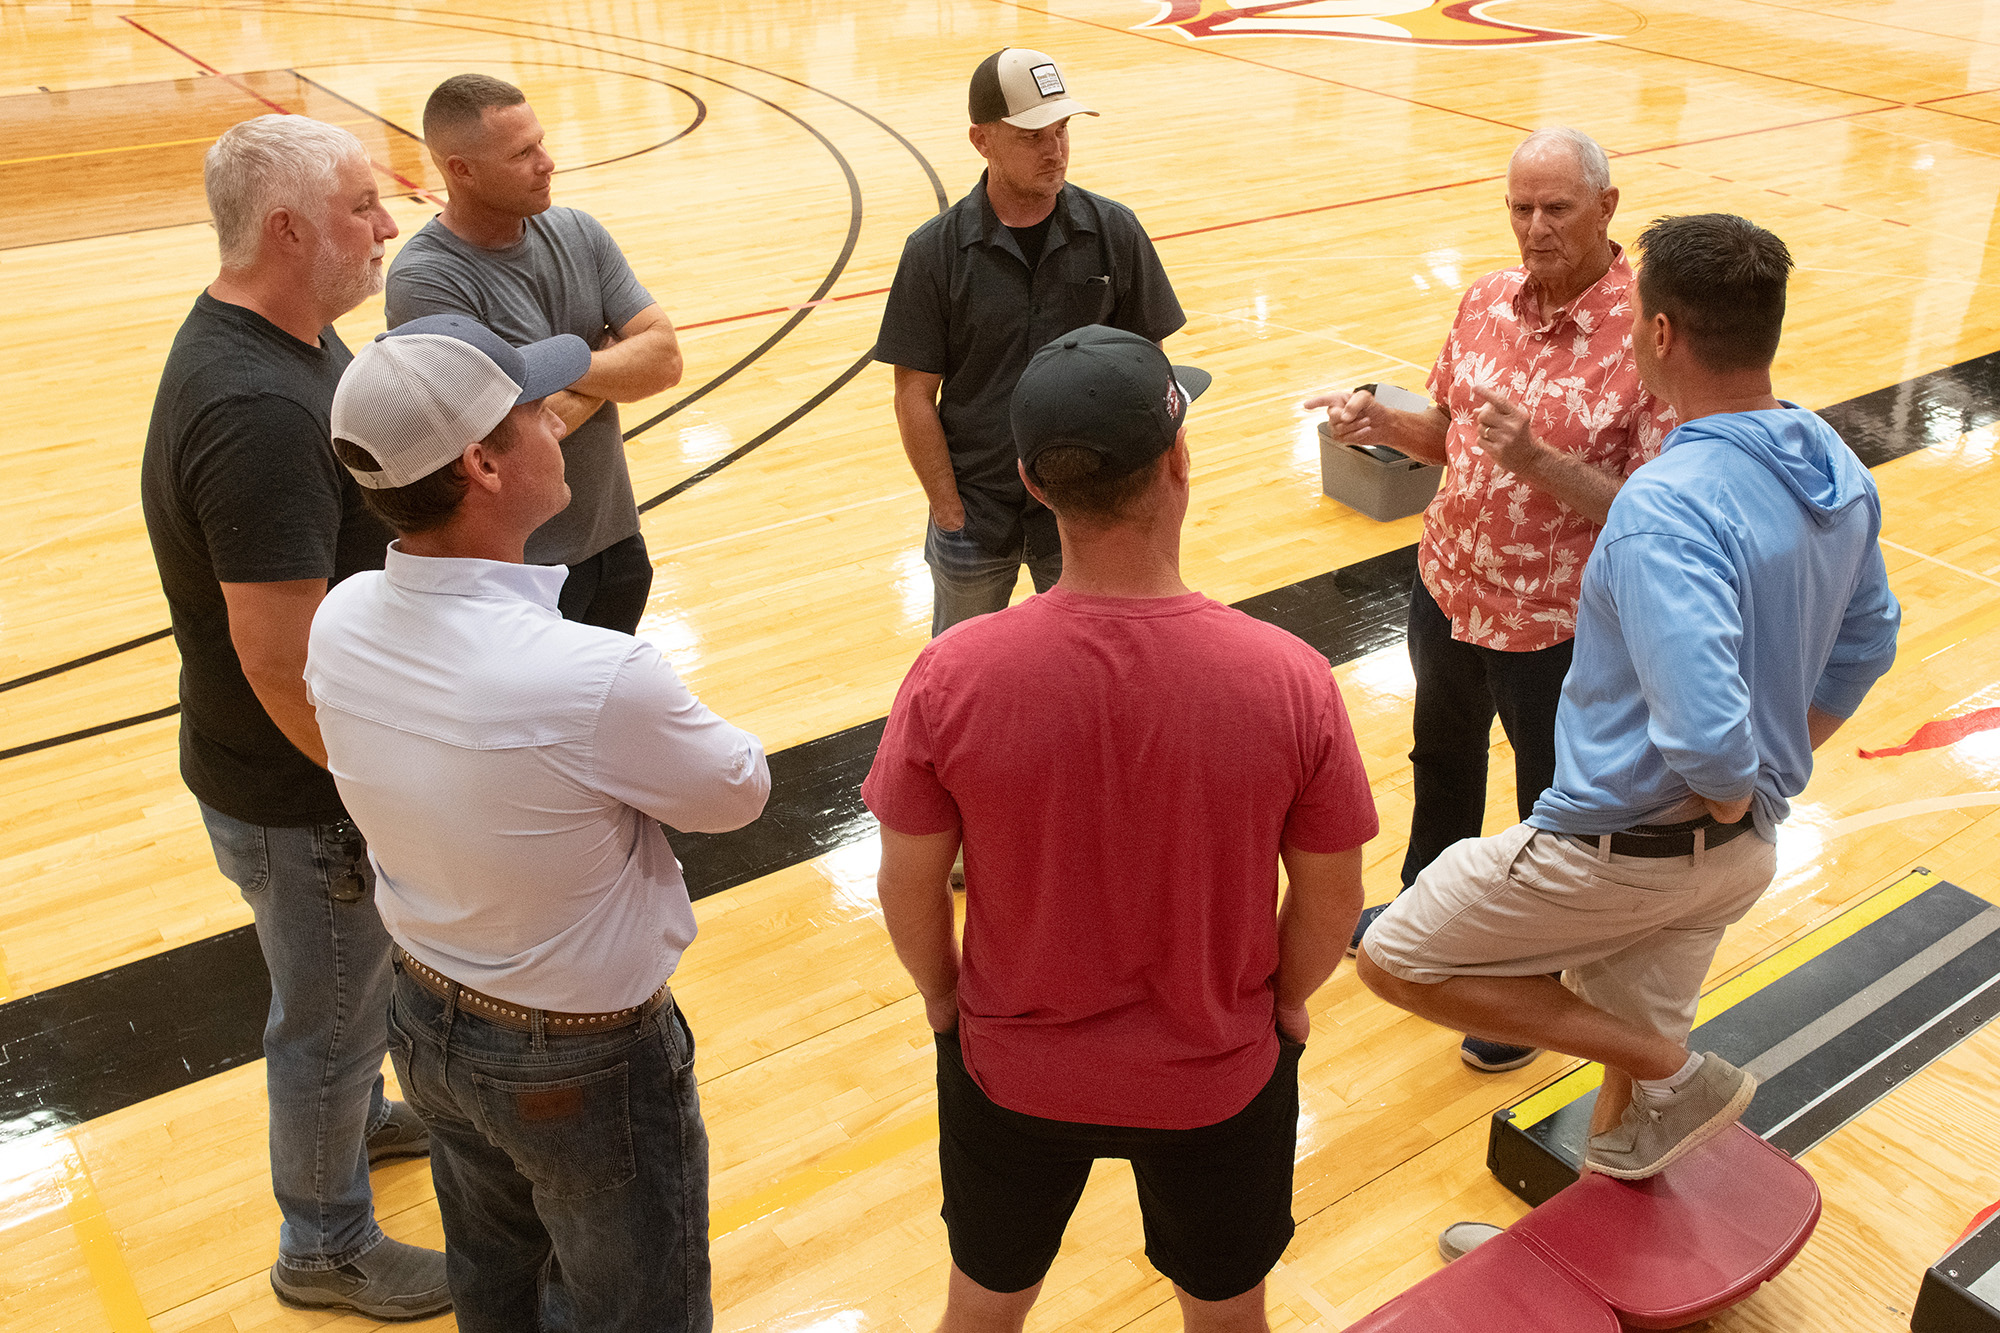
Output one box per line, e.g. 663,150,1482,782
1011,326,1211,483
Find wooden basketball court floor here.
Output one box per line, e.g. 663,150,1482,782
5,0,2000,1328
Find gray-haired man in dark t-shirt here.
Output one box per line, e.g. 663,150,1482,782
874,48,1184,636
386,72,684,634
140,114,448,1320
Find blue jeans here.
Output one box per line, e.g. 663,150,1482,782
925,518,1062,636
199,802,394,1269
386,968,713,1333
1401,576,1574,889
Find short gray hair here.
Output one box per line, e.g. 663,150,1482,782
1513,126,1611,195
204,115,367,269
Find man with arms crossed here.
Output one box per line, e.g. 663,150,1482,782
387,73,682,633
865,327,1377,1331
1308,128,1673,1073
139,114,449,1318
305,314,770,1330
876,49,1184,636
1358,215,1900,1178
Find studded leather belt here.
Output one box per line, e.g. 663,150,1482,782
394,946,672,1034
1562,811,1755,859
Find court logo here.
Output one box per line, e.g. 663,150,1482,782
1135,2,1608,47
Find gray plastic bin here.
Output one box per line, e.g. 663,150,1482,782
1317,421,1442,521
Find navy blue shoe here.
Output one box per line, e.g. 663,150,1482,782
1346,901,1392,957
1460,1035,1541,1072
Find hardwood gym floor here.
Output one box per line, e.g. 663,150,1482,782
3,1,2000,1328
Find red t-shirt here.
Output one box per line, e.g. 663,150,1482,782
862,588,1378,1129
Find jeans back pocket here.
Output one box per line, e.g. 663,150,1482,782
471,1063,638,1200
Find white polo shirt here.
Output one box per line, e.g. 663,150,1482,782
304,547,770,1012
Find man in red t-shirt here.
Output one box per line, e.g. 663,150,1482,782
863,326,1377,1332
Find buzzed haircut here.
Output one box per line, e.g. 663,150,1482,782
1636,214,1794,373
423,73,527,147
1030,445,1165,522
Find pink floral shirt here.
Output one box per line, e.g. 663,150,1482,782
1421,245,1672,652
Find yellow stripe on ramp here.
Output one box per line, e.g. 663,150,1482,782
1507,867,1940,1130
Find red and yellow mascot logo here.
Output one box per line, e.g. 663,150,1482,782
1135,2,1607,47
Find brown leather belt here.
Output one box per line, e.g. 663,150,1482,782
1562,812,1755,859
394,946,672,1034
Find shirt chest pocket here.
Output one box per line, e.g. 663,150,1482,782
1036,252,1114,340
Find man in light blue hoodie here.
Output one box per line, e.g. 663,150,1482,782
1357,213,1900,1180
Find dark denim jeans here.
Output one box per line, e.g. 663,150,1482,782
199,802,394,1269
1401,574,1574,888
386,968,713,1333
925,517,1061,636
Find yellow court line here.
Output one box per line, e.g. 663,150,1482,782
0,116,376,168
61,1134,153,1332
1507,867,1940,1128
708,1110,938,1239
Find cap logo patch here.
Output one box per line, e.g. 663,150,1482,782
1164,375,1183,418
1030,63,1065,96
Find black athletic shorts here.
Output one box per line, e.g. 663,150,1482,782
934,1026,1302,1301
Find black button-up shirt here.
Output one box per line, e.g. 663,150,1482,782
874,173,1184,551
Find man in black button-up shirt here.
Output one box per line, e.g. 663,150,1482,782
874,47,1185,635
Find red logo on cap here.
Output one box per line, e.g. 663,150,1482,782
1134,1,1606,47
1164,376,1183,418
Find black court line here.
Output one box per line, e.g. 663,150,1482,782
0,542,1419,1137
288,64,712,177
0,7,925,707
664,542,1420,896
636,351,877,512
0,627,173,694
0,319,1986,1124
0,706,180,764
0,344,1979,742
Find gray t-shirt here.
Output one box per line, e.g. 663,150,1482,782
386,208,654,566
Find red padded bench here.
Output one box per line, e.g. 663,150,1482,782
1345,1125,1820,1331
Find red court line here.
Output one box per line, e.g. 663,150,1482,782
678,286,889,331
1604,40,1902,106
1152,171,1504,242
120,14,444,207
1614,105,1899,160
1734,0,2000,51
1913,103,2000,131
684,102,1908,327
983,0,1533,137
1917,87,2000,106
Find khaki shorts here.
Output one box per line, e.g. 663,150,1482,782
1361,822,1777,1042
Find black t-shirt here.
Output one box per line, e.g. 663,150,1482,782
140,293,391,827
1007,213,1056,271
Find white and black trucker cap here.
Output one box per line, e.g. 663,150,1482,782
968,48,1097,129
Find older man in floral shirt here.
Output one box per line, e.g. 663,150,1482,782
1308,126,1672,1072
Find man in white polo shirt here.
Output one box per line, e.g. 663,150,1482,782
303,313,770,1332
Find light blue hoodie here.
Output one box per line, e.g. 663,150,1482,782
1529,405,1900,841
